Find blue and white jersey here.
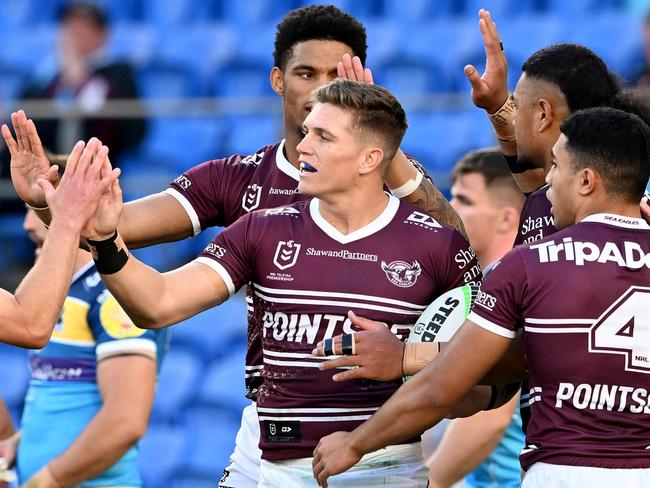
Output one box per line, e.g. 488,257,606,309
18,261,168,487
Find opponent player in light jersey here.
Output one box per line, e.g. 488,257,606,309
80,79,478,487
14,208,167,488
0,139,118,349
4,6,463,487
313,107,650,487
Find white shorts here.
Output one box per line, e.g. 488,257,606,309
258,442,428,487
219,402,262,488
522,462,650,488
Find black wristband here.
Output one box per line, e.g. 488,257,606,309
484,385,499,411
504,154,537,175
88,231,129,275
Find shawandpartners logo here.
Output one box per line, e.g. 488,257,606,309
305,248,378,262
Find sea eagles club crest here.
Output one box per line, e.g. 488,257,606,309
381,260,422,287
273,240,301,270
242,184,263,212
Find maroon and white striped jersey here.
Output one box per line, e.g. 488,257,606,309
197,196,479,460
470,213,650,470
166,141,432,400
514,185,556,246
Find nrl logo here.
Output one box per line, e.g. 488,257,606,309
242,184,263,212
269,422,276,435
273,240,301,270
381,260,422,288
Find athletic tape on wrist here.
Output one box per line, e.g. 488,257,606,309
390,170,424,199
88,231,129,275
402,342,439,376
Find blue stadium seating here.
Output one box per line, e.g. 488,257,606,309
544,0,624,17
138,424,189,487
300,0,383,19
150,347,203,424
0,214,35,273
180,404,242,477
222,114,281,156
217,0,295,26
106,23,154,66
197,349,249,412
402,111,495,172
214,61,276,98
169,294,248,360
383,0,461,20
379,57,450,99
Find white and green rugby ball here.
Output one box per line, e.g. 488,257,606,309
409,284,480,344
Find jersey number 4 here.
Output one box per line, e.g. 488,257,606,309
590,286,650,374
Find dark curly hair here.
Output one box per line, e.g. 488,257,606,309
273,5,367,70
522,44,619,113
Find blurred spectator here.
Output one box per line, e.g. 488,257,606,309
1,2,146,179
427,148,525,488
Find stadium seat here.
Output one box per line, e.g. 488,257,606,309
298,0,382,19
544,0,624,17
362,19,401,68
401,19,480,93
378,57,450,101
0,26,57,74
77,0,143,24
138,424,189,487
154,24,237,90
496,14,563,75
106,23,154,67
561,14,642,79
383,0,460,21
402,111,495,173
137,62,201,99
141,0,216,27
170,294,248,359
213,61,276,98
218,0,295,26
222,114,281,156
0,65,28,105
463,0,542,18
180,404,242,478
150,347,203,424
0,0,60,30
197,350,249,412
0,344,30,409
129,116,226,179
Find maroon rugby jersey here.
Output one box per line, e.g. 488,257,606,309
470,213,650,470
514,185,556,246
166,141,304,398
196,196,479,460
165,141,431,400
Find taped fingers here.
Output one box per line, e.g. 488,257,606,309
323,338,335,356
341,333,355,355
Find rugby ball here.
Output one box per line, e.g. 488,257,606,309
409,284,480,344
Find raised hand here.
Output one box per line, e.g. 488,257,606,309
2,110,58,208
337,53,374,84
81,153,124,241
312,311,404,382
312,431,362,487
38,138,120,233
464,9,509,113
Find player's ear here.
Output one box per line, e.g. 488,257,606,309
578,167,597,196
537,98,554,132
359,148,384,175
270,67,284,96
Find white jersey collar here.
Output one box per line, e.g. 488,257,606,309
71,259,96,284
275,139,300,182
581,213,650,230
309,194,400,244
